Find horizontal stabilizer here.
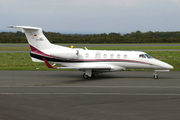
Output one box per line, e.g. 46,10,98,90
8,25,40,30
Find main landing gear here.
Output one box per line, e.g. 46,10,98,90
83,73,95,79
83,70,95,79
83,73,89,79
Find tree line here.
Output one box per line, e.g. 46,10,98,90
0,30,180,43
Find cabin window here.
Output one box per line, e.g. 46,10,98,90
117,54,120,58
139,54,146,58
95,52,101,59
85,53,89,58
124,54,127,58
110,54,114,58
103,54,107,58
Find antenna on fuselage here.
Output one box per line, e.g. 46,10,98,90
84,47,88,50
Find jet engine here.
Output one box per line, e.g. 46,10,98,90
50,49,79,59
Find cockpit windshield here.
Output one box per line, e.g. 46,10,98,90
139,54,153,59
145,54,153,59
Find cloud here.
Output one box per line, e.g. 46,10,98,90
58,0,144,7
1,0,180,33
170,0,180,2
166,0,180,6
160,0,180,3
0,0,145,17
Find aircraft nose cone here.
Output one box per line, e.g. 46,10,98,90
164,63,174,69
169,65,174,69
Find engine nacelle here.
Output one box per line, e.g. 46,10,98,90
50,49,79,59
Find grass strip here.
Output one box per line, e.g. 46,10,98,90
0,46,180,51
86,46,180,50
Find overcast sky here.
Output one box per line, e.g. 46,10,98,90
1,0,180,34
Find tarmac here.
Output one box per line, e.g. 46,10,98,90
0,70,180,120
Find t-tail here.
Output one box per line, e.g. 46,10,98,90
8,26,75,62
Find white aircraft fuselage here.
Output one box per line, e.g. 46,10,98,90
9,26,173,79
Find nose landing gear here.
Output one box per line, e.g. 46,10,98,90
153,70,170,79
153,71,158,79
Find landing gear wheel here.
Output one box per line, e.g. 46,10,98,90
83,73,89,79
153,74,158,79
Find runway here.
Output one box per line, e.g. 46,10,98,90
0,71,180,120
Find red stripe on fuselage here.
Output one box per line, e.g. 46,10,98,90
72,58,161,67
30,45,54,58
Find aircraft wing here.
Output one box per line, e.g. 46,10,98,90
43,58,111,70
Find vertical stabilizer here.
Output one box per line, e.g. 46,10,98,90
8,26,64,51
8,25,71,62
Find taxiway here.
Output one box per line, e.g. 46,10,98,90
0,71,180,120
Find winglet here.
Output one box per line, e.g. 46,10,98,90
43,58,54,68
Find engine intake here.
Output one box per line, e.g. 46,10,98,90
50,49,79,59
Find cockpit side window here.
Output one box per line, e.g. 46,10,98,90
145,54,153,59
139,54,146,58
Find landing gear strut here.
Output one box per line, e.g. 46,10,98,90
153,71,158,79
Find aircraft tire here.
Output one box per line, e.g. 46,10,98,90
83,73,89,79
153,74,158,79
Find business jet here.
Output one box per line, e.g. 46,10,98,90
9,26,173,79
